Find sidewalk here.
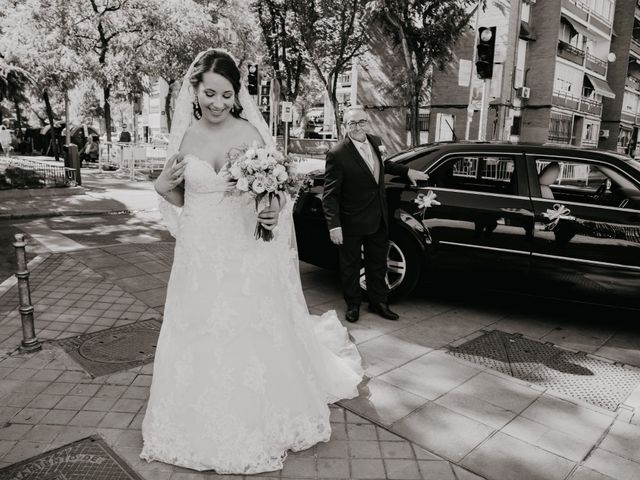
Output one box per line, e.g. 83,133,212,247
0,169,161,220
1,240,640,479
1,164,640,479
0,243,482,480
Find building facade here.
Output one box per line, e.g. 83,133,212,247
599,0,640,155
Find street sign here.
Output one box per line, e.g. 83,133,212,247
281,102,293,122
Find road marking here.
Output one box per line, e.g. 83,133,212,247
15,219,87,253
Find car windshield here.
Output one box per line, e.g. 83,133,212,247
387,146,441,166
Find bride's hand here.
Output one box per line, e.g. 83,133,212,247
258,206,278,230
258,194,285,231
155,154,186,195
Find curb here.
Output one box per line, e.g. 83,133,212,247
0,208,142,221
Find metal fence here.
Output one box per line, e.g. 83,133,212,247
0,156,77,188
99,142,167,180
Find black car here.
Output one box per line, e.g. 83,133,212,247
293,142,640,307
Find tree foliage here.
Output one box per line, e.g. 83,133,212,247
289,0,370,138
374,0,476,146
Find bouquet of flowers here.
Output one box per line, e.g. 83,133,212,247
224,144,310,241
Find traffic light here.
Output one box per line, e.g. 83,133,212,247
475,26,496,79
247,64,258,95
259,81,270,111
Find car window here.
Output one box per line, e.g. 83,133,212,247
535,158,640,209
427,155,518,195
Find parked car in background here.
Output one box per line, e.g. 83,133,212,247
293,142,640,308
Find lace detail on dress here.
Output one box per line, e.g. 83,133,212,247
141,154,364,474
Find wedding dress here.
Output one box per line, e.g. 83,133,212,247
140,49,364,474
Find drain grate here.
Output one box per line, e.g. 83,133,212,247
449,330,640,411
0,435,143,480
52,318,161,377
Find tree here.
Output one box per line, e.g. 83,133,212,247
56,0,165,141
253,0,306,103
374,0,477,147
290,0,370,139
0,57,34,129
0,0,84,159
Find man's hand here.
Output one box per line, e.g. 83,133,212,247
407,169,430,186
329,227,343,245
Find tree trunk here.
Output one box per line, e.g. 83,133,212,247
42,90,59,161
165,81,173,132
103,85,112,142
13,100,22,139
410,81,420,147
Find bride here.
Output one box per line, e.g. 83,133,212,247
139,49,364,474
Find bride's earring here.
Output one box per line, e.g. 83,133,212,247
192,95,202,120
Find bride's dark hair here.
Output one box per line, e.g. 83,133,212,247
189,49,243,119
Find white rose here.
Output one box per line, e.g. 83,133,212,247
265,177,277,192
257,148,268,162
230,165,242,178
245,148,256,159
273,164,286,176
236,177,249,191
277,171,288,182
252,179,266,194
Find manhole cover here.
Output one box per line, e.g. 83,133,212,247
449,330,640,411
0,435,143,480
53,318,161,377
79,329,158,364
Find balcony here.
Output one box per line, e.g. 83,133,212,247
557,40,585,66
561,0,589,21
627,76,640,91
585,53,607,76
552,90,602,116
579,96,603,116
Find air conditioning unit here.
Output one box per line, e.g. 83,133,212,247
517,86,531,99
599,129,610,138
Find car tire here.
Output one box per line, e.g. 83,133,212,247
359,228,422,302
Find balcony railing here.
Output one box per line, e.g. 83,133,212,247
562,0,589,20
552,90,602,116
557,40,585,66
632,39,640,58
585,53,607,76
626,76,640,91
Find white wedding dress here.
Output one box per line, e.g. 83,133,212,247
140,154,364,474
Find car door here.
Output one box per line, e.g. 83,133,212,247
527,154,640,306
405,151,535,288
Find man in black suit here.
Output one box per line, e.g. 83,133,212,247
322,106,429,322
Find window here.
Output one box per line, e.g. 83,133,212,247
405,113,430,132
511,116,522,136
535,158,640,208
549,114,573,143
429,155,517,194
556,78,573,93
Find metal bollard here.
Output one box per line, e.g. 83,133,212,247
13,234,41,353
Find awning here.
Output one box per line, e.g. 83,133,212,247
585,73,616,99
563,15,597,41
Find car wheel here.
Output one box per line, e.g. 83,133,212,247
359,229,421,302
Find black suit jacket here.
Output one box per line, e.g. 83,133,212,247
322,134,409,236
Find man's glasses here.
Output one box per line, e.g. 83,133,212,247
347,120,368,128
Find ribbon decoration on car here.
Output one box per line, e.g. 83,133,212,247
415,190,441,210
542,203,575,230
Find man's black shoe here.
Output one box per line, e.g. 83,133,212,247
368,303,399,320
345,305,360,323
